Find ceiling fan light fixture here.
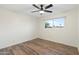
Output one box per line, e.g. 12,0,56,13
39,11,44,14
32,4,53,15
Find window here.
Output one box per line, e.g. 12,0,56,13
45,20,53,28
53,17,64,28
45,17,65,28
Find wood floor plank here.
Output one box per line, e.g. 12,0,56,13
31,38,78,54
0,38,78,55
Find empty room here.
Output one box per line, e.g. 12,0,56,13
0,4,79,55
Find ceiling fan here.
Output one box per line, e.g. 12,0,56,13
32,4,53,15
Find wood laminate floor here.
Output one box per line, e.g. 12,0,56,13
0,38,78,55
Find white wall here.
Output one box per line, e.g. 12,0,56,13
77,8,79,50
38,9,78,48
0,8,38,49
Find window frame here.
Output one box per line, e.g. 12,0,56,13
45,16,66,28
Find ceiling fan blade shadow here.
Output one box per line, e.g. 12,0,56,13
32,10,40,13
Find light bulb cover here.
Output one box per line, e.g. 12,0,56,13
39,11,44,14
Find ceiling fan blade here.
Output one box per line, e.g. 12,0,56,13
45,4,53,9
32,4,40,9
32,10,40,13
44,10,52,13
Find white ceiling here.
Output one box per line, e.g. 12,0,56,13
0,4,78,18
